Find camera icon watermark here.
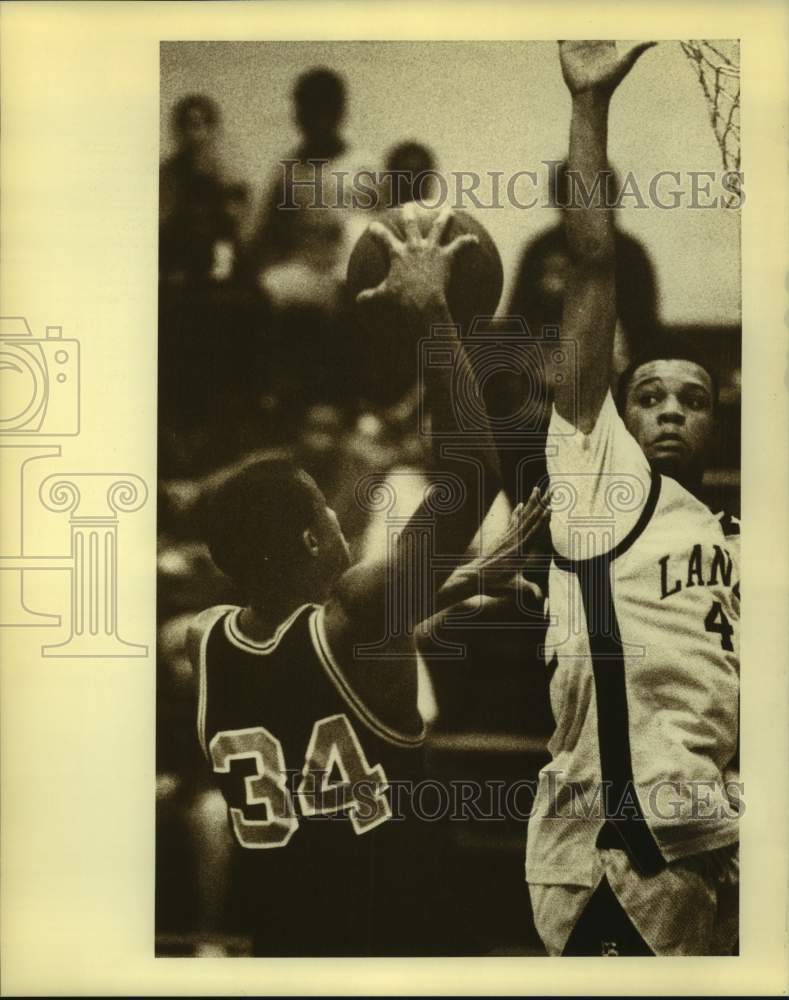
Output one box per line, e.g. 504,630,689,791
417,316,577,441
0,314,147,657
0,317,79,436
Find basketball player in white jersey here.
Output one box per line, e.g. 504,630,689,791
614,340,740,589
525,41,740,956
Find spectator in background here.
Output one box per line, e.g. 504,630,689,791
384,140,439,206
159,95,262,481
507,160,659,371
248,67,372,311
246,67,374,412
160,94,249,286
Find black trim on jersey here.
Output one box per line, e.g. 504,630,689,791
552,472,661,571
552,473,667,877
717,510,740,538
577,563,666,876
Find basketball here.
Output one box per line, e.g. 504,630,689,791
347,203,504,331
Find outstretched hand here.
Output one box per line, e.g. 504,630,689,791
356,203,478,316
559,40,655,98
462,488,551,604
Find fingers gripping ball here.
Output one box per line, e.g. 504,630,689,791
347,203,504,331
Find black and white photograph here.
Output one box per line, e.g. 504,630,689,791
3,2,789,994
156,39,743,958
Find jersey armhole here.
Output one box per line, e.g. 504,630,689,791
192,605,236,759
547,389,617,453
310,606,426,748
552,472,662,571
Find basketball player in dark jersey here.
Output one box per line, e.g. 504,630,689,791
188,205,549,955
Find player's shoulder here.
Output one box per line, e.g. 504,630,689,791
547,388,648,471
190,603,237,636
315,603,426,748
186,604,237,669
648,478,730,550
658,476,717,520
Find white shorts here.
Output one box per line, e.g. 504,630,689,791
529,843,739,956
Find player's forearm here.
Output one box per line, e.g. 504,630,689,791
565,92,615,264
416,302,500,484
343,206,502,633
415,302,500,549
553,93,617,431
383,302,500,621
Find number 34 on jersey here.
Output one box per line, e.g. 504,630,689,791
210,713,392,849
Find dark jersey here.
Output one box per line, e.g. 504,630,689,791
194,602,465,956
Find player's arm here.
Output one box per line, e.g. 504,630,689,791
426,487,550,624
324,206,504,649
553,41,654,433
186,606,230,674
186,621,203,674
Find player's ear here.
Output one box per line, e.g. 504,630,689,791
302,528,321,558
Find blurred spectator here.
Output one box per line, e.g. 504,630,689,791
384,140,439,206
245,68,375,411
158,95,265,478
247,67,372,313
507,161,659,370
160,94,249,286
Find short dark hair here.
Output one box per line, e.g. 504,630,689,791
384,141,438,206
173,94,220,132
616,334,719,413
293,67,346,116
385,141,437,175
200,459,322,590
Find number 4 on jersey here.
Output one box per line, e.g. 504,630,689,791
297,714,392,833
704,600,734,652
209,714,392,849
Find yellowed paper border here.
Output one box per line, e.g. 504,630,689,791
1,1,787,995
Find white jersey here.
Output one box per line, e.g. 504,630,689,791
527,392,740,897
716,509,740,594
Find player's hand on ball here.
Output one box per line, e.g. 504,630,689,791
356,203,478,317
559,40,655,97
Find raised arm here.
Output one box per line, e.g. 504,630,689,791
553,41,654,433
428,487,550,621
325,205,505,651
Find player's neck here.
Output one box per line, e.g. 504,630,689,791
674,470,704,500
240,591,321,641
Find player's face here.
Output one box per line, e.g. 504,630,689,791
623,359,714,480
298,471,352,579
325,505,351,557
